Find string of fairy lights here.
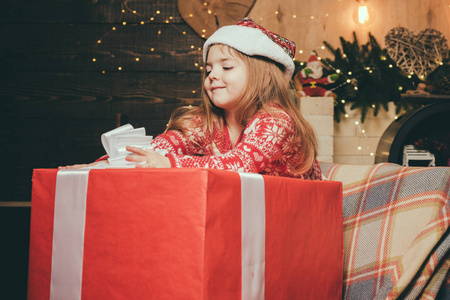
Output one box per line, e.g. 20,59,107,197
91,0,351,73
90,0,412,161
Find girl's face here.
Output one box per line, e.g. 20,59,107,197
204,45,248,114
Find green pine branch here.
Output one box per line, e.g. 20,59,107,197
322,32,421,122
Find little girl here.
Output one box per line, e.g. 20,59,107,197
67,18,322,180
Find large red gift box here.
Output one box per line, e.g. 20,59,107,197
28,168,343,299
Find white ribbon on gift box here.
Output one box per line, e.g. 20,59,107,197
51,169,90,300
240,172,266,300
50,170,266,300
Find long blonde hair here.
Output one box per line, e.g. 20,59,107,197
166,44,318,174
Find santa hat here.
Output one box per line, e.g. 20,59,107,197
307,52,320,63
203,18,296,78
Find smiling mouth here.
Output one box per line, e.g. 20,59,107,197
211,86,225,91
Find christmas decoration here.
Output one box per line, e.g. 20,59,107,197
425,62,450,95
322,32,420,122
294,52,338,98
203,17,296,78
404,83,429,96
385,27,449,79
413,136,448,166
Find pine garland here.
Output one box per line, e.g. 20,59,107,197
319,33,421,122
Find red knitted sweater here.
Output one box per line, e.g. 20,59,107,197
151,109,322,180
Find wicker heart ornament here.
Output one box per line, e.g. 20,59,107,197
385,27,448,78
178,0,255,39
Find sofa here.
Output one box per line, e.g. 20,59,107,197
319,162,450,299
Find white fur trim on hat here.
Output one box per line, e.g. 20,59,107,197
203,25,295,78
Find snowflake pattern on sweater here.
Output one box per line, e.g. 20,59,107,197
151,109,322,180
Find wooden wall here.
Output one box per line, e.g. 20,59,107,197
250,0,450,61
1,0,204,202
1,0,449,202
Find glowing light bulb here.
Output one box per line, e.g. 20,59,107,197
353,0,375,26
358,4,369,24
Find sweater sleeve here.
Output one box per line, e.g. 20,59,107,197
166,114,295,173
150,115,206,156
151,128,206,156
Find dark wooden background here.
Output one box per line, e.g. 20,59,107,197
1,0,204,203
0,0,203,297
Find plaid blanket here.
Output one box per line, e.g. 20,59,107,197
320,162,450,299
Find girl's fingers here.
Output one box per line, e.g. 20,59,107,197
58,164,89,169
125,154,146,162
126,146,151,155
58,161,107,169
135,162,151,168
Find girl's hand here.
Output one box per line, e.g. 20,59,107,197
125,146,171,168
58,160,107,169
